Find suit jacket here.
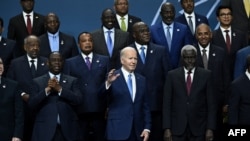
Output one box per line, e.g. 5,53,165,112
175,13,209,43
212,28,248,79
229,74,250,125
234,46,250,79
7,55,48,94
99,69,151,140
114,14,142,43
28,73,82,141
39,32,79,59
163,67,217,136
0,37,16,75
7,12,45,57
195,44,230,104
130,42,171,111
91,28,129,69
150,22,193,69
63,53,109,113
0,78,23,140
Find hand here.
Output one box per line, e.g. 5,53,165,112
12,137,21,141
163,129,172,141
205,129,213,141
140,130,150,141
47,77,62,92
106,69,120,85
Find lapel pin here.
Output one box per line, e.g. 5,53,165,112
96,60,100,63
177,29,180,32
129,19,132,23
41,63,45,66
35,16,39,19
198,18,201,22
212,53,216,56
3,43,6,46
150,50,153,53
63,79,67,83
233,33,236,37
2,84,6,88
61,40,64,45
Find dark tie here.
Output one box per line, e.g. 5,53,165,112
127,74,133,99
140,46,146,64
188,16,194,34
106,30,113,57
26,15,32,34
224,30,231,53
166,26,171,51
30,59,36,78
186,71,192,96
85,56,91,70
202,49,208,69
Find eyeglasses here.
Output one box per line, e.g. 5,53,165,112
219,13,232,17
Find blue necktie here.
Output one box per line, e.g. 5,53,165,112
85,56,91,70
166,26,172,51
140,46,146,64
127,74,133,99
106,31,113,57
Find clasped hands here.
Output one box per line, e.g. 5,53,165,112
45,77,62,94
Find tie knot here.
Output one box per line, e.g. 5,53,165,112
188,16,192,19
224,30,229,33
121,17,125,20
187,70,192,74
26,14,30,18
167,26,171,29
202,49,206,53
128,73,132,78
30,59,35,63
86,56,90,60
107,30,112,34
140,46,145,50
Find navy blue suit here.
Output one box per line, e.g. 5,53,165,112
100,69,151,141
39,32,79,59
234,46,250,79
150,22,193,69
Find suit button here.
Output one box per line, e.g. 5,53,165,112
84,83,87,86
187,102,189,105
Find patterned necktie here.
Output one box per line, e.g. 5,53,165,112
202,49,208,69
224,30,231,53
166,26,172,51
188,16,194,34
30,59,36,78
127,74,133,99
140,46,146,64
120,17,127,31
85,56,91,70
106,30,113,57
186,71,192,96
26,15,32,34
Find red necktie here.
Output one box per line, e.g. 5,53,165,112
26,15,32,34
224,30,231,53
186,71,192,96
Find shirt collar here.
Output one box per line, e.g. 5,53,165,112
220,26,231,32
103,26,115,33
48,72,61,80
48,32,59,38
116,14,128,20
81,52,93,60
184,12,195,19
135,42,147,50
23,11,34,18
26,55,37,62
121,67,134,77
162,21,174,29
245,70,250,80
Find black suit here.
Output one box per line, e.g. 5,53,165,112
7,12,45,57
39,32,79,59
0,78,23,140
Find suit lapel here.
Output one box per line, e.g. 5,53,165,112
118,70,134,102
18,14,28,34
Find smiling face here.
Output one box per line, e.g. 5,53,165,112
120,47,137,73
133,22,151,45
48,52,63,75
195,24,212,48
217,8,232,28
24,35,40,59
102,9,116,29
114,0,129,17
78,33,93,55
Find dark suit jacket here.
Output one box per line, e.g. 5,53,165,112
212,28,248,79
91,28,129,69
63,53,109,113
234,46,250,79
28,73,82,141
150,22,193,69
99,69,151,140
7,12,45,57
0,78,23,140
7,55,48,94
130,42,171,111
195,44,230,105
175,13,209,43
0,37,16,75
114,14,142,43
163,67,217,136
229,74,250,125
39,32,79,59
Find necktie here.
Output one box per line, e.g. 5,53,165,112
26,15,32,34
202,49,208,69
224,30,231,53
85,56,91,70
244,0,250,17
30,59,36,78
127,74,133,99
186,71,192,96
120,17,127,31
166,26,172,51
106,31,113,57
140,46,146,64
188,16,194,34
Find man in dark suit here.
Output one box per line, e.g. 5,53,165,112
234,46,250,79
7,0,45,57
7,35,48,141
163,45,216,141
39,12,79,59
175,0,209,43
0,57,24,141
113,0,142,43
229,55,250,125
195,23,230,141
28,52,82,141
212,5,248,81
91,8,130,69
129,22,170,141
221,0,250,45
150,2,193,69
100,47,151,141
64,32,109,141
0,17,16,76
